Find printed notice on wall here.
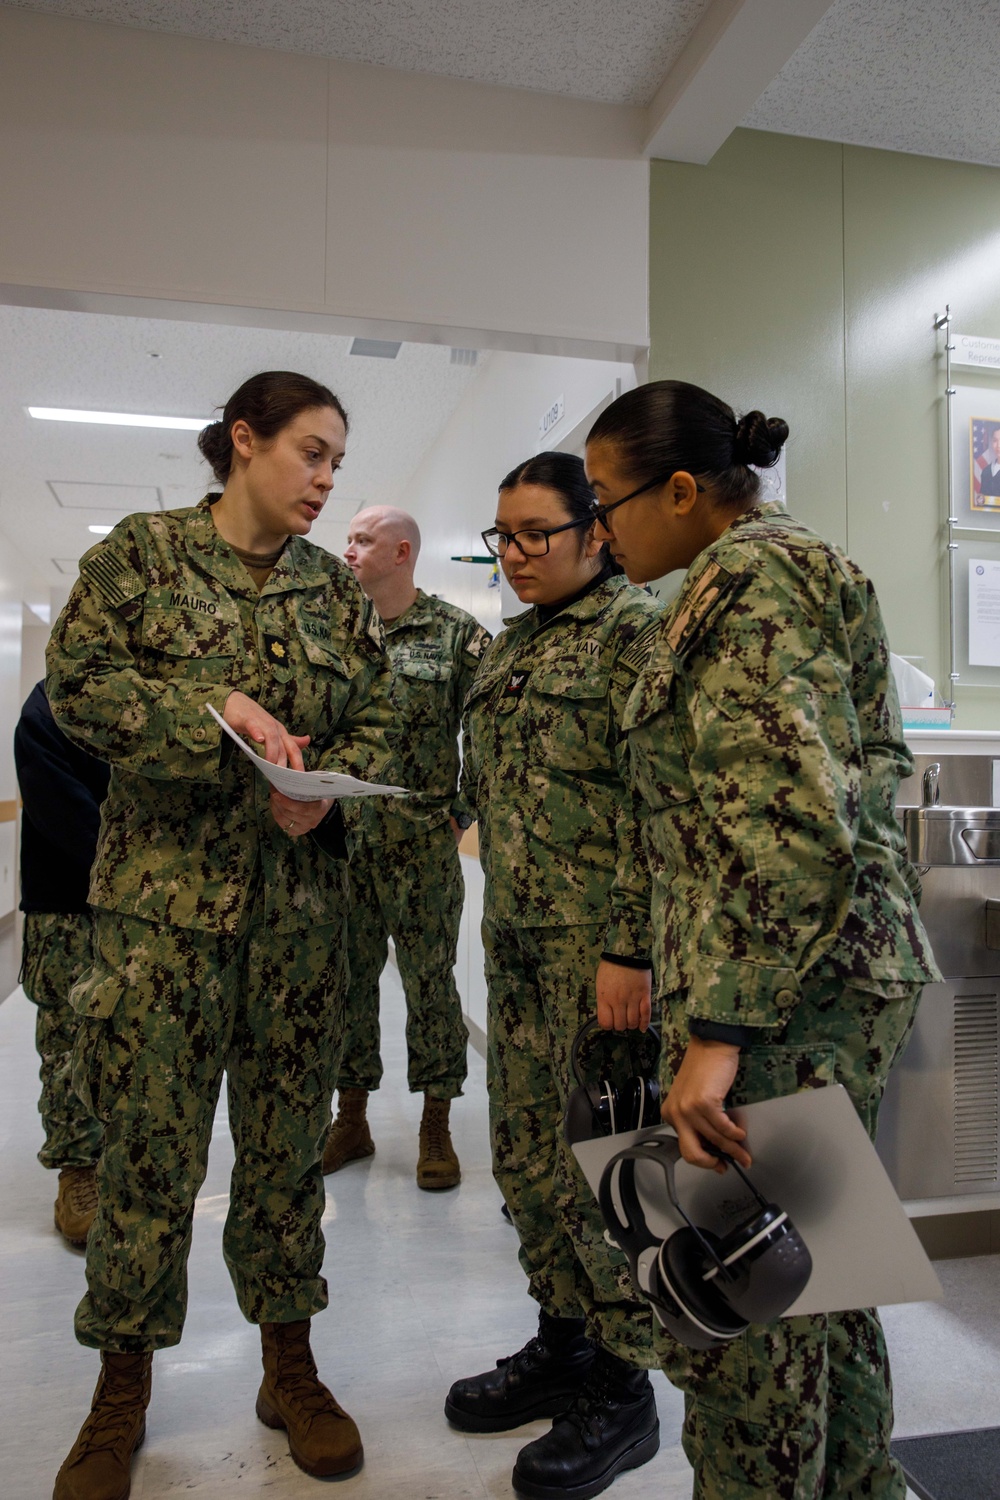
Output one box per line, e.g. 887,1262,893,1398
969,559,1000,667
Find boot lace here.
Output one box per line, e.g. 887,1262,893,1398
558,1363,625,1443
73,1359,148,1460
66,1169,99,1217
274,1330,345,1426
497,1334,546,1375
420,1104,452,1162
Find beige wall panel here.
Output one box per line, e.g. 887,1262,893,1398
0,10,648,352
326,145,648,346
843,145,1000,723
649,131,847,548
0,9,328,308
324,62,648,347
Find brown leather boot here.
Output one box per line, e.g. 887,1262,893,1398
416,1095,461,1190
256,1319,363,1477
322,1088,374,1174
53,1351,152,1500
54,1165,99,1248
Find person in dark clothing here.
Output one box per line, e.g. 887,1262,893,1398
14,680,109,1247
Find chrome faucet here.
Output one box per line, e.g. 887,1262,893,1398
922,762,941,807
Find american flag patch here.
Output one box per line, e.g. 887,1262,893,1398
80,547,144,608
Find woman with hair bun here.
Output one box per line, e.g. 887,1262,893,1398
585,380,939,1499
46,370,393,1497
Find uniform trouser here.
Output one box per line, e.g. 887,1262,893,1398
655,976,924,1500
20,910,103,1171
337,821,468,1099
484,917,655,1366
68,896,348,1352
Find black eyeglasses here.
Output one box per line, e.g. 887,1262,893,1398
481,516,593,558
594,472,704,528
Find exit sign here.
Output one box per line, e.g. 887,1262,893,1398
538,395,565,442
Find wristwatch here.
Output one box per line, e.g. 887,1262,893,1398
452,811,474,830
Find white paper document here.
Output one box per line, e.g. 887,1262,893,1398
969,558,1000,667
207,704,407,802
573,1085,942,1317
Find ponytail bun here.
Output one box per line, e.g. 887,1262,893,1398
733,410,789,469
197,419,232,485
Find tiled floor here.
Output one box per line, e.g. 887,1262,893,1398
3,962,993,1498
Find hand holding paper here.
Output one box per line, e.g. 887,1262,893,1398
207,703,407,802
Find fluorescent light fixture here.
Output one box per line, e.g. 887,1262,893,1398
88,525,114,535
28,407,212,431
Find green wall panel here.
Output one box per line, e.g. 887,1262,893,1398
649,128,1000,728
843,145,1000,723
649,131,848,548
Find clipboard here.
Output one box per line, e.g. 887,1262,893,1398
573,1085,942,1316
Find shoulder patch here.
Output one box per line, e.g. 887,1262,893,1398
362,599,386,656
79,546,144,610
619,618,662,674
665,561,741,661
465,625,492,661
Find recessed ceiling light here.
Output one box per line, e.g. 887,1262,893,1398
88,525,114,535
349,338,401,359
28,407,211,430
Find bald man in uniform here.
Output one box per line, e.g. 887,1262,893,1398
328,507,491,1188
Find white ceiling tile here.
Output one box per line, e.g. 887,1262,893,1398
47,480,163,511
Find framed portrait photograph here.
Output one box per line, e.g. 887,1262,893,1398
950,387,1000,530
970,414,1000,511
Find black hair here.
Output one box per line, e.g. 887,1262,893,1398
498,450,623,574
198,370,349,485
587,380,788,511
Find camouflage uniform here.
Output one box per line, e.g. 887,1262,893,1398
21,912,103,1169
339,591,490,1099
463,572,662,1362
621,503,940,1497
46,496,392,1351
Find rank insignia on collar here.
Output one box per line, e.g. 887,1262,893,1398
505,671,529,697
264,634,287,664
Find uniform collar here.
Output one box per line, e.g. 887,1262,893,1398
502,571,632,631
185,496,331,595
384,588,437,634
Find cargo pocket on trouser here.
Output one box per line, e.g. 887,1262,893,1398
727,1040,838,1109
69,968,136,1126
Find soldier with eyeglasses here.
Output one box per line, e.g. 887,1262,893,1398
445,451,663,1500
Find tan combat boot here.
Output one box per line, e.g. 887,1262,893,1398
256,1319,363,1477
321,1088,374,1174
53,1351,152,1500
55,1165,99,1248
416,1095,461,1190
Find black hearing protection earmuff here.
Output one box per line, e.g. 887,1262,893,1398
597,1134,812,1350
564,1018,661,1146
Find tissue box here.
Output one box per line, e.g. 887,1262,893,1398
901,705,953,730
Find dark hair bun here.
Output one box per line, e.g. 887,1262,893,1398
197,419,231,482
733,410,788,469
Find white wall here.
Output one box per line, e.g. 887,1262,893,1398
0,7,649,361
402,349,637,633
400,349,637,1040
